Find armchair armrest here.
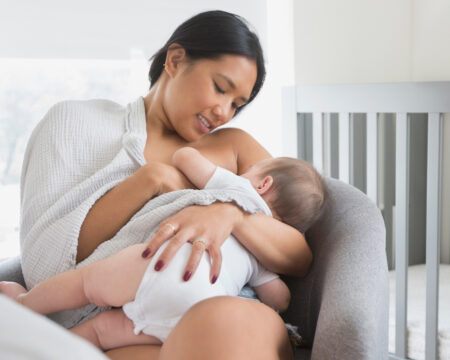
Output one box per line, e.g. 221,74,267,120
0,256,25,286
282,178,389,360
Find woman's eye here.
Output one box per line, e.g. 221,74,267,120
213,81,242,111
214,82,225,94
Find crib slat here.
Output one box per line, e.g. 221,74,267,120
425,113,442,360
395,112,409,358
338,112,350,183
323,113,332,177
313,112,323,172
349,114,355,185
366,113,378,203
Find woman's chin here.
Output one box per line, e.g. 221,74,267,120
181,131,204,144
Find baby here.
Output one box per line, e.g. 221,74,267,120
0,147,327,351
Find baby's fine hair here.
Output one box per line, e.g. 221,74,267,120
261,158,328,234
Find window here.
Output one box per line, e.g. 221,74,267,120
0,52,148,260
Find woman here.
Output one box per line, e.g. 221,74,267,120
20,10,311,359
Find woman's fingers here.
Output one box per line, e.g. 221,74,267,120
142,222,178,258
207,246,222,284
141,204,235,281
181,239,223,284
182,238,208,282
152,231,192,272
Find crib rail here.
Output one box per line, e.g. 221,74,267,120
282,82,450,360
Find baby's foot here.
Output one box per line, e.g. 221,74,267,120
0,281,27,302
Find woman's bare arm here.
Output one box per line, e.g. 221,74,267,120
233,213,311,276
230,128,312,276
77,163,192,263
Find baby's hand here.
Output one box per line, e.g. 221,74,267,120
0,281,27,303
140,162,194,195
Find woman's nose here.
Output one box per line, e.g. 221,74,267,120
212,102,231,122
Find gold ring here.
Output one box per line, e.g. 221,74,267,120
192,237,207,247
165,223,176,233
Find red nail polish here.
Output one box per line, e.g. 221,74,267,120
142,248,151,258
211,275,217,284
154,260,164,271
183,271,192,281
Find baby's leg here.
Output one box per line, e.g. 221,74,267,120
3,244,151,314
71,308,162,350
80,243,151,308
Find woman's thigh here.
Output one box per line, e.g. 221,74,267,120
159,296,294,360
105,345,161,360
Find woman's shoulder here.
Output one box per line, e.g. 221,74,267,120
38,99,127,135
29,99,128,152
205,128,271,174
45,98,125,118
206,127,257,150
210,126,249,138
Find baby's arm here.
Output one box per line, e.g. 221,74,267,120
172,147,216,189
253,278,291,313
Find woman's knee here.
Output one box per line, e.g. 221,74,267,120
159,296,293,360
187,296,282,331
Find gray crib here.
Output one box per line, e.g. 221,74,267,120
282,81,450,360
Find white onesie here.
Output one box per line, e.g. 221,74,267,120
122,167,278,342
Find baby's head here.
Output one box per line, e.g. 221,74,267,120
242,157,328,233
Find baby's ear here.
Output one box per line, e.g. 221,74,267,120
256,175,274,195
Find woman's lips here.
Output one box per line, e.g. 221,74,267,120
197,114,211,133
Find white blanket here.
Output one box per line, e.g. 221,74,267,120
0,295,107,360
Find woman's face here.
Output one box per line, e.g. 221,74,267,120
163,54,257,142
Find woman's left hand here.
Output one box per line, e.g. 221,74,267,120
141,202,243,283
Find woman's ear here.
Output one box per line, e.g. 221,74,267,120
255,175,274,196
164,43,187,77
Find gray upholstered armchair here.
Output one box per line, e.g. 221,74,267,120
282,177,389,359
0,177,388,359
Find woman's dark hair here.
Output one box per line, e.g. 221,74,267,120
149,10,266,116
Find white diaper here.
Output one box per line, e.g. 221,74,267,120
123,242,227,342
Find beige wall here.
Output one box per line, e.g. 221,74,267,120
294,0,450,84
413,0,450,81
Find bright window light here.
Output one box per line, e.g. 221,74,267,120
0,53,148,261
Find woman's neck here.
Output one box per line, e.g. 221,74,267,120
143,79,177,139
142,82,189,163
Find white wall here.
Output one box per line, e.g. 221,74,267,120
0,0,294,157
0,0,267,60
228,0,295,157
